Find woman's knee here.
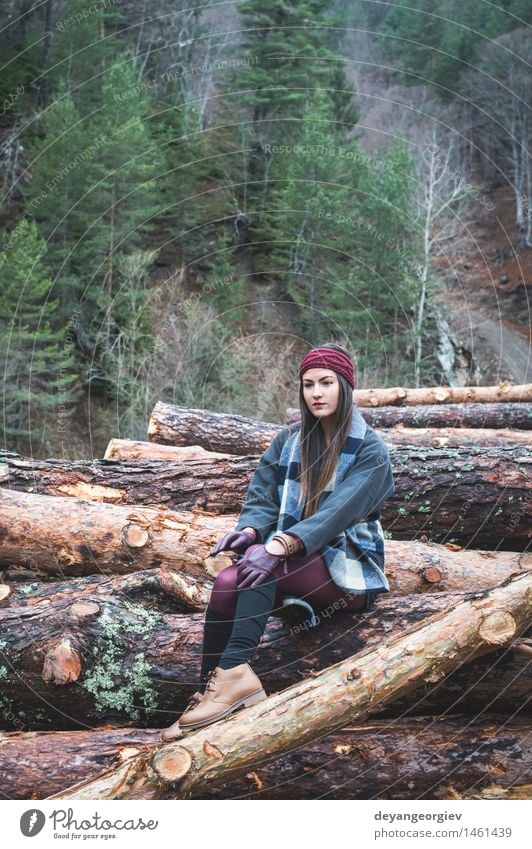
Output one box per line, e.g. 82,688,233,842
210,564,239,614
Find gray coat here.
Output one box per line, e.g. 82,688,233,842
235,416,395,604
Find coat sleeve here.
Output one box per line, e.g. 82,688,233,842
234,428,288,543
283,430,395,556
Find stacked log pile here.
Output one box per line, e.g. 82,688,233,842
0,383,530,801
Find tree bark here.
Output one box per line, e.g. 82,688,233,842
148,403,532,455
2,437,531,551
351,384,532,406
0,488,232,577
47,571,531,799
0,564,529,730
148,402,279,453
104,440,233,461
358,403,532,430
1,536,527,597
1,483,530,577
378,426,532,446
148,395,532,453
107,426,531,463
148,403,532,456
2,716,530,800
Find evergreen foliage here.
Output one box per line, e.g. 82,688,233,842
0,219,80,446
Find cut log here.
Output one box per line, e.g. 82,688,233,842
0,454,258,513
148,404,532,455
104,440,232,461
379,426,532,447
148,402,279,454
359,403,532,430
2,716,530,800
108,427,532,464
0,488,232,577
3,441,531,551
147,403,532,451
351,383,532,406
0,564,529,730
47,571,531,799
1,535,527,597
1,482,530,575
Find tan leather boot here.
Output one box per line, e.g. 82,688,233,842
177,663,267,731
160,690,203,742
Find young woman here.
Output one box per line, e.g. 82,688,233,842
161,343,395,741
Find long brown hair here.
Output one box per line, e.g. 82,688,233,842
297,343,355,519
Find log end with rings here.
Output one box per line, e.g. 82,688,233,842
123,522,150,548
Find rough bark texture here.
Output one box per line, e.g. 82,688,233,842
2,716,530,801
351,384,532,406
48,571,532,799
357,403,532,430
0,488,232,577
380,426,532,446
0,564,529,731
104,440,232,461
1,537,527,600
146,404,532,454
0,481,529,578
148,402,279,454
148,404,532,456
1,442,531,551
107,428,532,464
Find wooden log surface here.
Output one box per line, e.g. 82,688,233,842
0,534,527,597
147,404,532,455
0,564,529,730
351,383,532,406
148,402,278,453
356,403,532,430
0,488,231,577
2,439,531,551
47,571,532,799
0,483,530,579
104,440,233,461
107,427,532,464
2,716,530,800
148,404,532,455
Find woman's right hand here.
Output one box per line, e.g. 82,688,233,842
210,529,256,557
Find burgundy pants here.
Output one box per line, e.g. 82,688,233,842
209,543,367,617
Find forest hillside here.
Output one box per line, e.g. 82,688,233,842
0,0,530,459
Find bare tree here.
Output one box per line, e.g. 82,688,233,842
409,123,476,386
461,27,532,248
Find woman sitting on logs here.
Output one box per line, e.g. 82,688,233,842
161,343,395,741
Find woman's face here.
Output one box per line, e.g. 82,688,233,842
302,368,340,418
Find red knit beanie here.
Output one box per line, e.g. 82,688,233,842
299,346,355,388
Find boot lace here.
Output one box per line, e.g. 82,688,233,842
205,668,218,693
186,691,204,710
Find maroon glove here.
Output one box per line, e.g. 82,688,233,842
236,544,286,589
210,529,255,557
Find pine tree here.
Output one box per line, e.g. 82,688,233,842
49,0,125,114
269,113,417,372
100,249,158,436
201,234,247,330
261,91,364,326
0,219,80,447
232,0,356,126
28,54,165,389
80,54,164,391
224,0,358,267
378,0,532,97
25,86,93,318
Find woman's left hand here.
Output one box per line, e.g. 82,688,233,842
236,544,285,589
